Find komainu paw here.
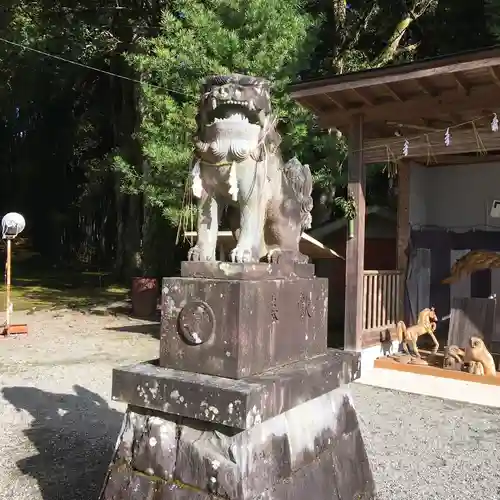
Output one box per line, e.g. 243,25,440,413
266,248,309,265
187,245,214,262
230,245,254,263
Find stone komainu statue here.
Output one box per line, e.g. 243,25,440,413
188,74,313,264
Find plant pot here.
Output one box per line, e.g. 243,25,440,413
131,277,159,318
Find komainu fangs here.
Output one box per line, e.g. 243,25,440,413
188,74,313,264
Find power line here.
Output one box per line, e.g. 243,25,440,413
0,12,420,99
0,36,193,97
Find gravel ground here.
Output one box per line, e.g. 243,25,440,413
351,384,500,500
1,309,499,500
0,309,159,500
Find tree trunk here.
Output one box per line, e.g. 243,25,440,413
114,182,125,276
109,49,144,280
124,193,143,277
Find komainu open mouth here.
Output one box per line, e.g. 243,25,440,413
206,100,260,126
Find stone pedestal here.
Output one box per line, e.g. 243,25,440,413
161,262,328,378
99,262,375,499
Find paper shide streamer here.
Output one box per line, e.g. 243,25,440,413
402,139,409,157
492,113,499,132
191,160,203,198
444,127,451,147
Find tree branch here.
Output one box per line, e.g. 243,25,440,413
333,2,380,73
371,0,437,68
397,42,420,55
371,16,413,68
340,3,380,54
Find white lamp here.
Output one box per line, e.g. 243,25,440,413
1,212,28,336
1,212,26,240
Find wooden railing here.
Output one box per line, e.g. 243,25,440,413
362,270,403,332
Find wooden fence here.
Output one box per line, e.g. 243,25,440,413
362,270,403,341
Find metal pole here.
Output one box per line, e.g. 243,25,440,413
5,239,11,330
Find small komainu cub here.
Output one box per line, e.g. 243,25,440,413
444,337,496,376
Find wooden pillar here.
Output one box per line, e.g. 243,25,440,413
396,160,411,322
344,114,366,352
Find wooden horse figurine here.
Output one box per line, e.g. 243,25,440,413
396,307,439,357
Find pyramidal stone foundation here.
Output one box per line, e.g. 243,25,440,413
99,261,376,499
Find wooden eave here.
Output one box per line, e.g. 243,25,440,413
289,47,500,165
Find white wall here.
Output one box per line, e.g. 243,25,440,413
409,161,500,230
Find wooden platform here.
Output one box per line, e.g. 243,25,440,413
374,356,500,387
1,323,28,336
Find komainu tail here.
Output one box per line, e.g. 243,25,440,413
396,321,406,343
282,157,313,230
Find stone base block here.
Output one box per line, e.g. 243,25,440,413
161,264,328,379
111,350,360,429
180,261,316,280
100,386,376,500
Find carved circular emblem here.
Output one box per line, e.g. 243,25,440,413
177,300,215,345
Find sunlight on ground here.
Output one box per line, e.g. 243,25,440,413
0,244,130,311
0,282,128,311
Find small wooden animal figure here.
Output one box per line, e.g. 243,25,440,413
380,329,393,356
396,307,439,357
443,345,465,371
464,337,496,376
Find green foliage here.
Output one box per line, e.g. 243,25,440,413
334,193,357,220
417,0,492,56
116,0,325,224
3,0,495,276
486,0,500,42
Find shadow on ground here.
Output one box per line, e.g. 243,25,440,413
106,321,161,339
2,385,122,500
